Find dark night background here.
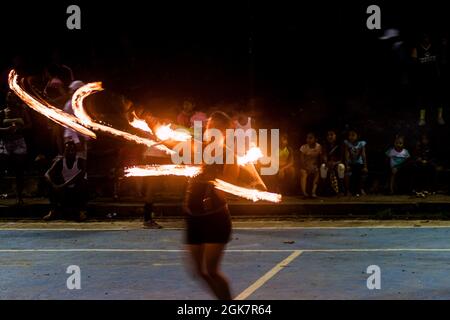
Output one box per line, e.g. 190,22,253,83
0,1,449,166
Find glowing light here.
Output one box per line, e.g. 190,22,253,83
155,124,191,141
129,112,153,133
124,165,202,177
237,146,264,166
8,70,96,139
72,83,174,155
213,179,282,203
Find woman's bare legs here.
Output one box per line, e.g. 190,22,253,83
187,243,232,300
203,243,232,300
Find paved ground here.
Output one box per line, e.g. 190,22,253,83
1,219,450,300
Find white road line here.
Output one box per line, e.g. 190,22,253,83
2,225,450,231
234,250,303,300
1,248,450,253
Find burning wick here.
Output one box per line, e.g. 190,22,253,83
129,112,153,134
8,70,96,139
237,146,264,166
124,165,202,178
155,124,191,142
213,179,282,203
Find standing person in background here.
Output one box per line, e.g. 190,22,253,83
320,129,345,195
411,32,443,126
0,91,32,205
63,81,90,159
344,129,368,197
43,65,70,156
299,132,322,198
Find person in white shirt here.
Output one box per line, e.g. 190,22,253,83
385,135,410,194
43,141,88,221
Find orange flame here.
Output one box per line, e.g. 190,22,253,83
129,112,153,134
155,124,191,141
8,70,96,139
237,146,264,166
71,82,174,155
124,165,202,177
213,179,282,203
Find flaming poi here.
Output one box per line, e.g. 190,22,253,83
213,179,282,203
71,82,175,155
124,165,202,178
8,70,97,139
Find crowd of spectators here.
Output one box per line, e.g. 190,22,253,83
0,29,450,221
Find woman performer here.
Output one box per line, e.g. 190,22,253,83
183,111,239,300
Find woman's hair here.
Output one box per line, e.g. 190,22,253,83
206,111,233,133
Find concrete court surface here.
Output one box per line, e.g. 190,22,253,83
1,219,450,300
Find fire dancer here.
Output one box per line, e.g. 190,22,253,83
184,111,239,300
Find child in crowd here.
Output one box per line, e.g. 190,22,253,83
385,135,410,194
344,129,368,197
412,133,436,197
299,132,322,198
320,130,345,195
277,133,295,194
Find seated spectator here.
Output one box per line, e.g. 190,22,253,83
412,133,437,197
385,135,411,194
0,91,32,205
43,141,88,221
176,99,194,129
299,132,322,198
277,133,295,194
344,129,368,197
320,130,345,195
190,107,208,128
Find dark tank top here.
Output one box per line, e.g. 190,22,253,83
185,163,227,216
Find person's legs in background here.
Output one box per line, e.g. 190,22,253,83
143,177,162,229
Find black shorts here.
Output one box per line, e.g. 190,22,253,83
185,208,232,245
